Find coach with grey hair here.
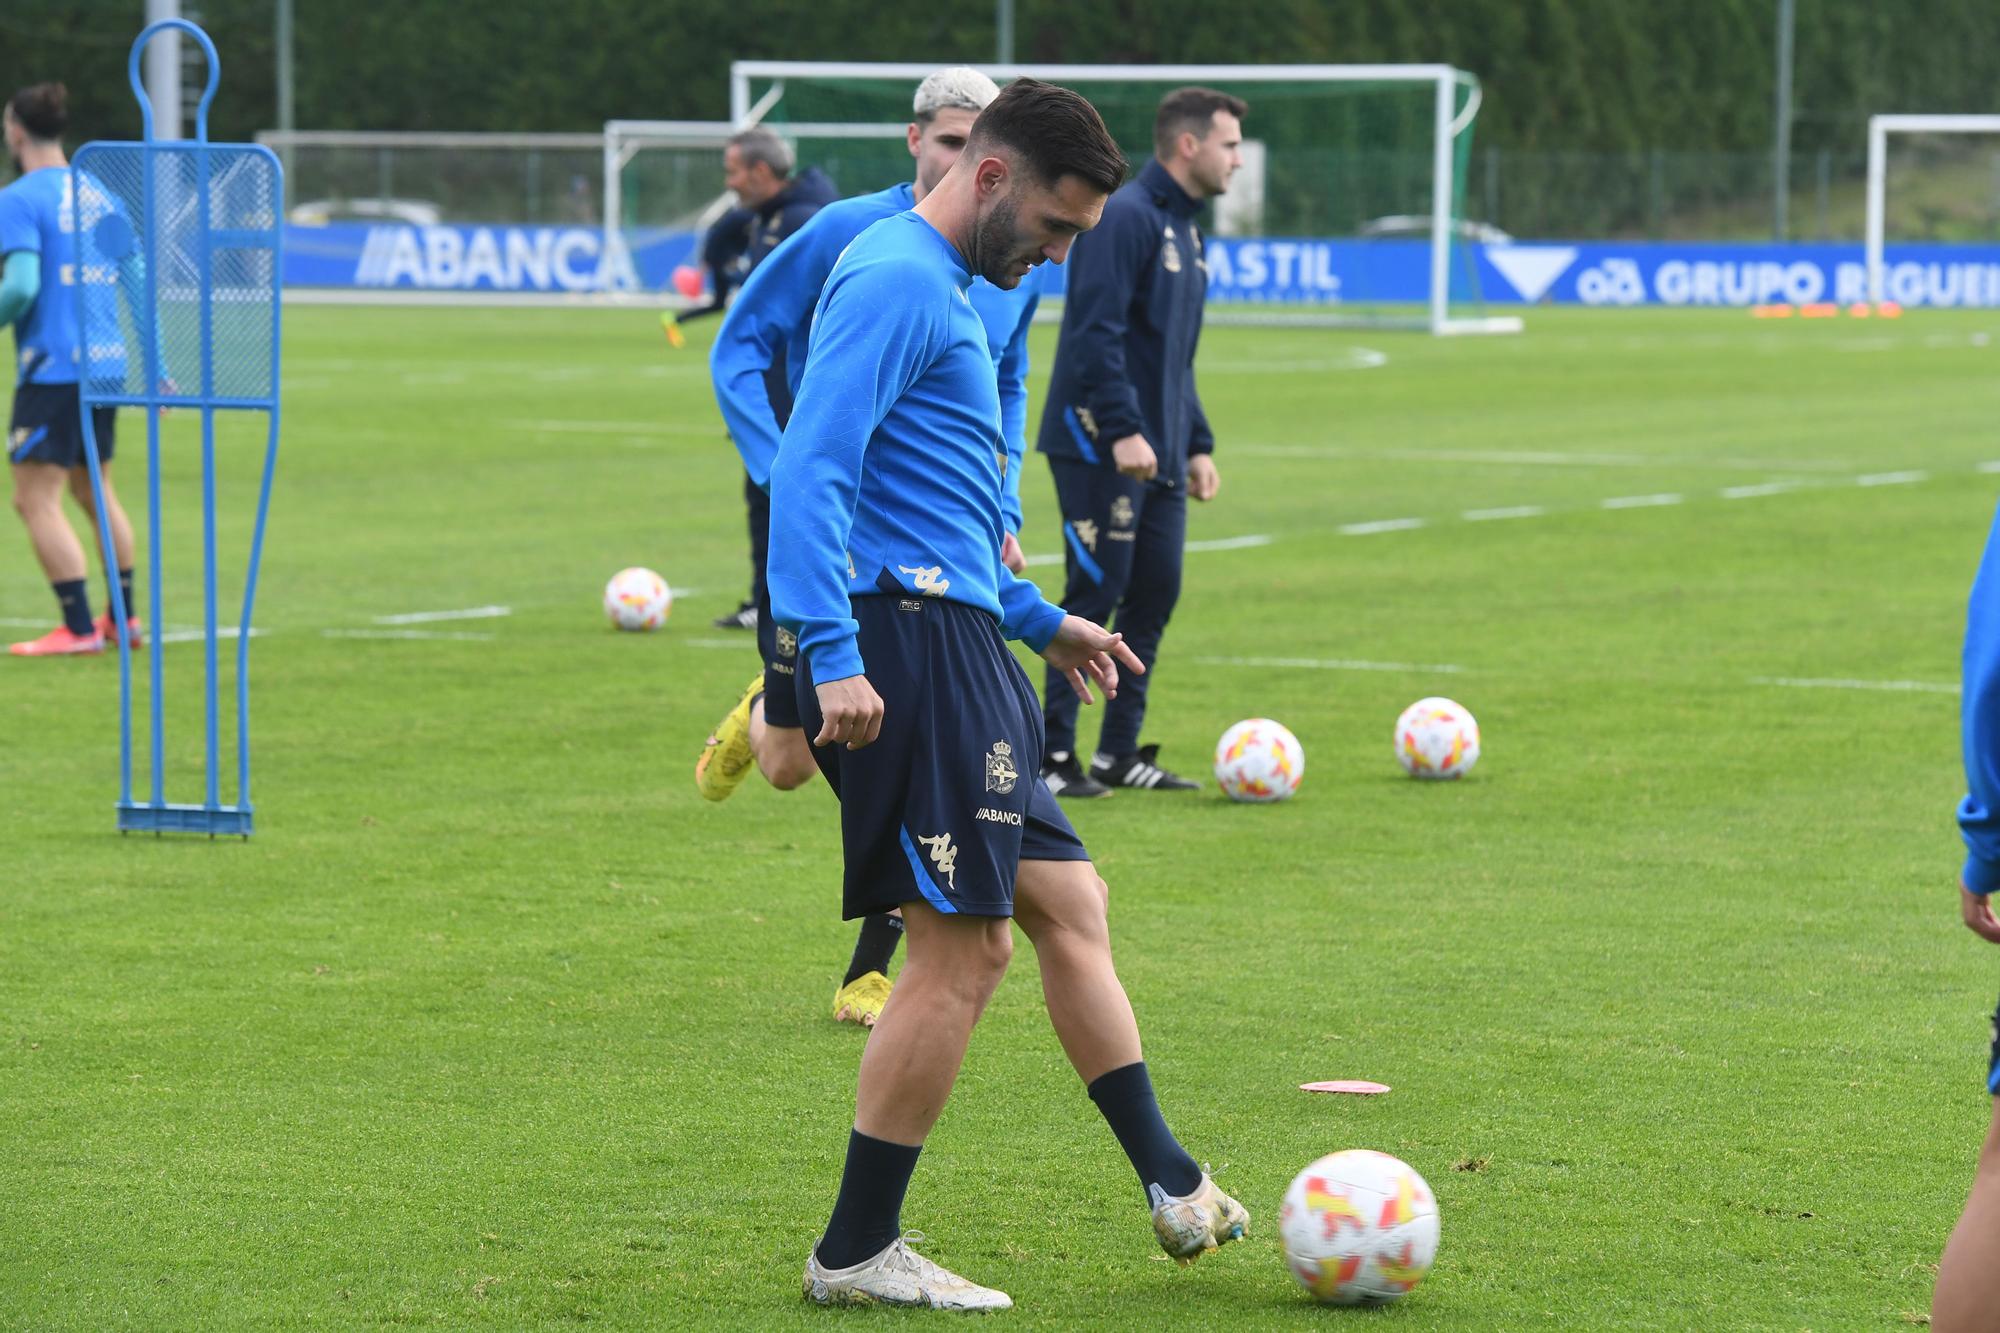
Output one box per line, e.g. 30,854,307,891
698,127,839,630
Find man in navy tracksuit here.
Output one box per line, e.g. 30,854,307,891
1036,88,1246,798
695,128,839,631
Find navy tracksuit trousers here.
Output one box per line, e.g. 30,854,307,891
1042,457,1186,759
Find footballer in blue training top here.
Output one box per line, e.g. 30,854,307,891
1935,500,2000,1327
767,77,1250,1312
0,82,144,657
696,68,1043,1033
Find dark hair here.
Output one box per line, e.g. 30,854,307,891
967,77,1127,196
1152,86,1247,159
7,83,67,142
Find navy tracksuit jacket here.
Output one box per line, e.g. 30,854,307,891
709,167,839,612
1036,158,1214,760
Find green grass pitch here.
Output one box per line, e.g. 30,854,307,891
2,304,1998,1328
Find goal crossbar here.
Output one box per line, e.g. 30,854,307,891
728,61,1514,335
1865,113,2000,303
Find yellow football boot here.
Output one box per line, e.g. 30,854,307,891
831,970,893,1027
695,673,765,801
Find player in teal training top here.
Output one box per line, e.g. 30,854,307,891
1933,500,2000,1330
768,78,1248,1311
1,83,144,657
695,67,1043,1032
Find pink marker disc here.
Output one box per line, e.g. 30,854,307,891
1300,1080,1391,1095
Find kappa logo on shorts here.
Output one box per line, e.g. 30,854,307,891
898,565,950,597
916,832,958,890
775,626,798,659
984,740,1018,795
1110,496,1135,530
1072,519,1099,552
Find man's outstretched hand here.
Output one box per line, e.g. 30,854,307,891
1040,615,1144,705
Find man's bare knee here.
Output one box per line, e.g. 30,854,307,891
758,729,819,790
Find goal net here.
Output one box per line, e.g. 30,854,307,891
1866,115,2000,305
725,61,1518,335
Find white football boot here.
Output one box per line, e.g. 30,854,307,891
1150,1172,1250,1264
802,1232,1013,1311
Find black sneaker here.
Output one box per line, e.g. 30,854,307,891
1042,749,1111,799
1092,744,1198,791
711,601,759,630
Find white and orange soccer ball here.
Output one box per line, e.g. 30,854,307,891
1214,718,1304,802
1280,1149,1439,1306
603,567,671,631
1394,697,1480,779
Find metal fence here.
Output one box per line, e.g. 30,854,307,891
232,133,1998,245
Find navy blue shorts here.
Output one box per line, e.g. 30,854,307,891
755,573,803,730
798,592,1090,920
10,382,116,469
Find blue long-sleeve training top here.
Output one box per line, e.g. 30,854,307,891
1036,157,1213,489
710,180,1041,530
1961,500,2000,894
767,211,1065,684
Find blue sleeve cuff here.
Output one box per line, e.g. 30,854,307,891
1014,601,1065,653
1966,853,2000,897
804,636,865,686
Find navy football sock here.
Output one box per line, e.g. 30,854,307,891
1087,1061,1203,1203
843,914,904,987
815,1129,922,1270
53,579,93,636
115,568,134,622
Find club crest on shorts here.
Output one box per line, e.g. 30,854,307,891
1162,225,1182,273
985,740,1018,795
775,626,797,659
1110,496,1135,530
917,832,958,890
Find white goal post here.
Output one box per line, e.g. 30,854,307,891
727,61,1521,336
1865,113,2000,303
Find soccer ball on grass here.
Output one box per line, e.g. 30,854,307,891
1394,697,1479,779
603,567,671,631
1213,718,1304,802
1279,1149,1439,1305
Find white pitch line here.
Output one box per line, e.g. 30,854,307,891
683,637,751,649
1232,444,1853,472
1196,655,1466,674
1753,676,1959,695
322,629,496,643
1980,461,2000,474
1340,517,1426,535
1602,493,1683,509
1462,505,1545,522
1856,470,1929,487
1720,482,1798,500
156,626,264,644
1184,534,1275,553
372,605,512,625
